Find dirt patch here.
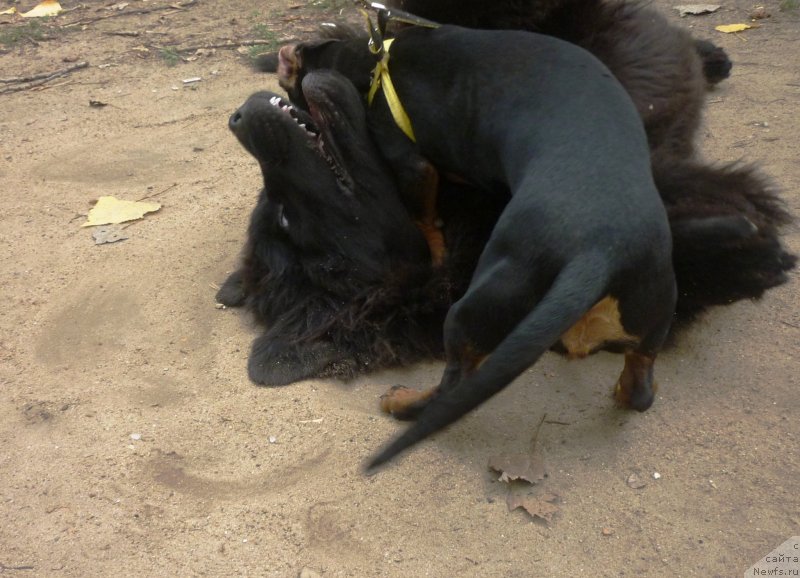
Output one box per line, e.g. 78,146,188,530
0,1,798,576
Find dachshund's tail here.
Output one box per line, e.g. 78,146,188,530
366,254,613,471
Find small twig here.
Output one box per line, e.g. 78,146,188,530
544,419,571,426
0,563,35,573
0,61,88,84
104,30,141,37
780,320,800,330
529,413,547,452
137,183,177,202
157,38,294,54
33,79,74,92
0,62,87,95
62,0,197,28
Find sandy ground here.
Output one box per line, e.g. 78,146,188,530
0,1,798,576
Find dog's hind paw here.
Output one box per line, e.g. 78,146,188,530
379,385,435,420
614,352,658,412
614,380,655,412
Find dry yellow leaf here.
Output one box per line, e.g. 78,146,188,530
0,6,17,14
715,23,752,33
81,196,161,227
21,0,62,18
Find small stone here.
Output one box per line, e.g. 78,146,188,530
268,436,277,444
626,473,647,489
602,527,615,536
653,472,662,480
130,433,142,441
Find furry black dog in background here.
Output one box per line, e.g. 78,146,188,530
389,0,726,158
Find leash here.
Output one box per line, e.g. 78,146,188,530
356,1,440,142
367,38,416,141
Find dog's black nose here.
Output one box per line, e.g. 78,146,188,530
229,110,243,132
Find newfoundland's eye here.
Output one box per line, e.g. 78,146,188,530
277,204,290,230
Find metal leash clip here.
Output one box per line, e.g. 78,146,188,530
355,0,441,43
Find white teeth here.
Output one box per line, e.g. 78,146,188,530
269,96,280,105
299,123,306,128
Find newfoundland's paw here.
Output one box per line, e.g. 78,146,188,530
247,335,339,386
216,269,246,307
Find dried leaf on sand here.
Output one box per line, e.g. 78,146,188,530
674,4,720,17
21,0,62,18
81,196,161,227
488,413,548,483
506,491,560,523
92,225,129,245
488,452,546,484
715,23,753,33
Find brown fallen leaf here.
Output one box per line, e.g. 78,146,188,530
92,225,128,245
489,452,546,484
674,4,721,17
506,491,560,523
488,412,548,483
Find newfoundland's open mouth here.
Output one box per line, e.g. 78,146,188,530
265,94,351,189
267,94,318,137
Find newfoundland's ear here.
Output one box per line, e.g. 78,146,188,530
248,334,340,386
216,269,246,307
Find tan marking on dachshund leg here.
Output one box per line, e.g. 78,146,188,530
614,352,658,410
414,160,446,266
417,221,447,267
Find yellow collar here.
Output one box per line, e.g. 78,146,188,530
367,39,416,142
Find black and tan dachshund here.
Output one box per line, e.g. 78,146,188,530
281,27,679,469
